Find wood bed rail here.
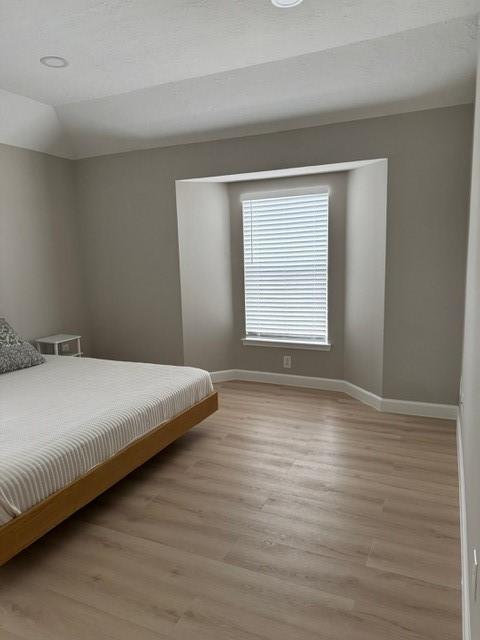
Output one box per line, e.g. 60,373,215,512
0,391,218,566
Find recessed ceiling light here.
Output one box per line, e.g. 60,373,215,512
40,56,68,68
271,0,303,7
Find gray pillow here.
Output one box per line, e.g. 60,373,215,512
0,318,45,374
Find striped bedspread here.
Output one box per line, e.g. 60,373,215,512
0,355,213,525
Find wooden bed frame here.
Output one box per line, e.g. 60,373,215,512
0,391,218,566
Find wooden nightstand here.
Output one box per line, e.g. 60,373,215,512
36,334,83,357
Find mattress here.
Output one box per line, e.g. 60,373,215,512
0,355,213,525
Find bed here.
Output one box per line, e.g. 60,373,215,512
0,355,217,565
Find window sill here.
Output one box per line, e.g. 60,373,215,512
242,337,331,351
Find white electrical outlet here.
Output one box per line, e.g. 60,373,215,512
283,355,291,369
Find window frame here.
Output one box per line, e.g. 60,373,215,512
241,186,331,351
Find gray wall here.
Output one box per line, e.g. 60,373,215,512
0,143,89,346
380,117,471,404
74,105,472,403
460,41,480,638
344,161,388,396
228,173,347,379
74,148,184,364
176,181,234,371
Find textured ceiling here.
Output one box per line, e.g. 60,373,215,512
0,0,478,158
56,17,478,158
0,0,478,105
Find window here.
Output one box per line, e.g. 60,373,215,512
242,190,329,348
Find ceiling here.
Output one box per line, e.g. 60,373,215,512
1,0,478,105
0,0,478,159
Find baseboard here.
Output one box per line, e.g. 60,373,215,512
457,415,471,640
342,381,383,411
211,369,344,392
209,369,240,383
210,369,457,420
380,397,458,420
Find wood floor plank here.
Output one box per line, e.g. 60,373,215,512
175,594,432,640
149,482,373,564
0,631,26,640
8,522,355,639
0,522,194,636
262,494,459,556
175,595,325,640
0,582,167,640
381,496,460,539
80,488,238,561
291,457,460,500
0,381,460,640
288,458,460,506
224,535,460,640
367,539,460,589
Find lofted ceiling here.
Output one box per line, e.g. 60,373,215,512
0,0,478,159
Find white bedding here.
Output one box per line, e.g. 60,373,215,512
0,355,213,525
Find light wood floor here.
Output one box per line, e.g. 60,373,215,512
0,381,460,640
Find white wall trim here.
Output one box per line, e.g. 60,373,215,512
342,380,383,411
457,415,471,640
210,369,458,420
210,369,344,391
209,369,240,383
379,397,458,420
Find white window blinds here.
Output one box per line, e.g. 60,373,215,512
242,191,329,344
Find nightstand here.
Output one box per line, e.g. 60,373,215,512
36,334,83,357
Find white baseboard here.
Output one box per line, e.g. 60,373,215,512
379,397,458,420
210,369,458,420
342,381,383,411
209,369,240,383
211,369,344,392
457,415,471,640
